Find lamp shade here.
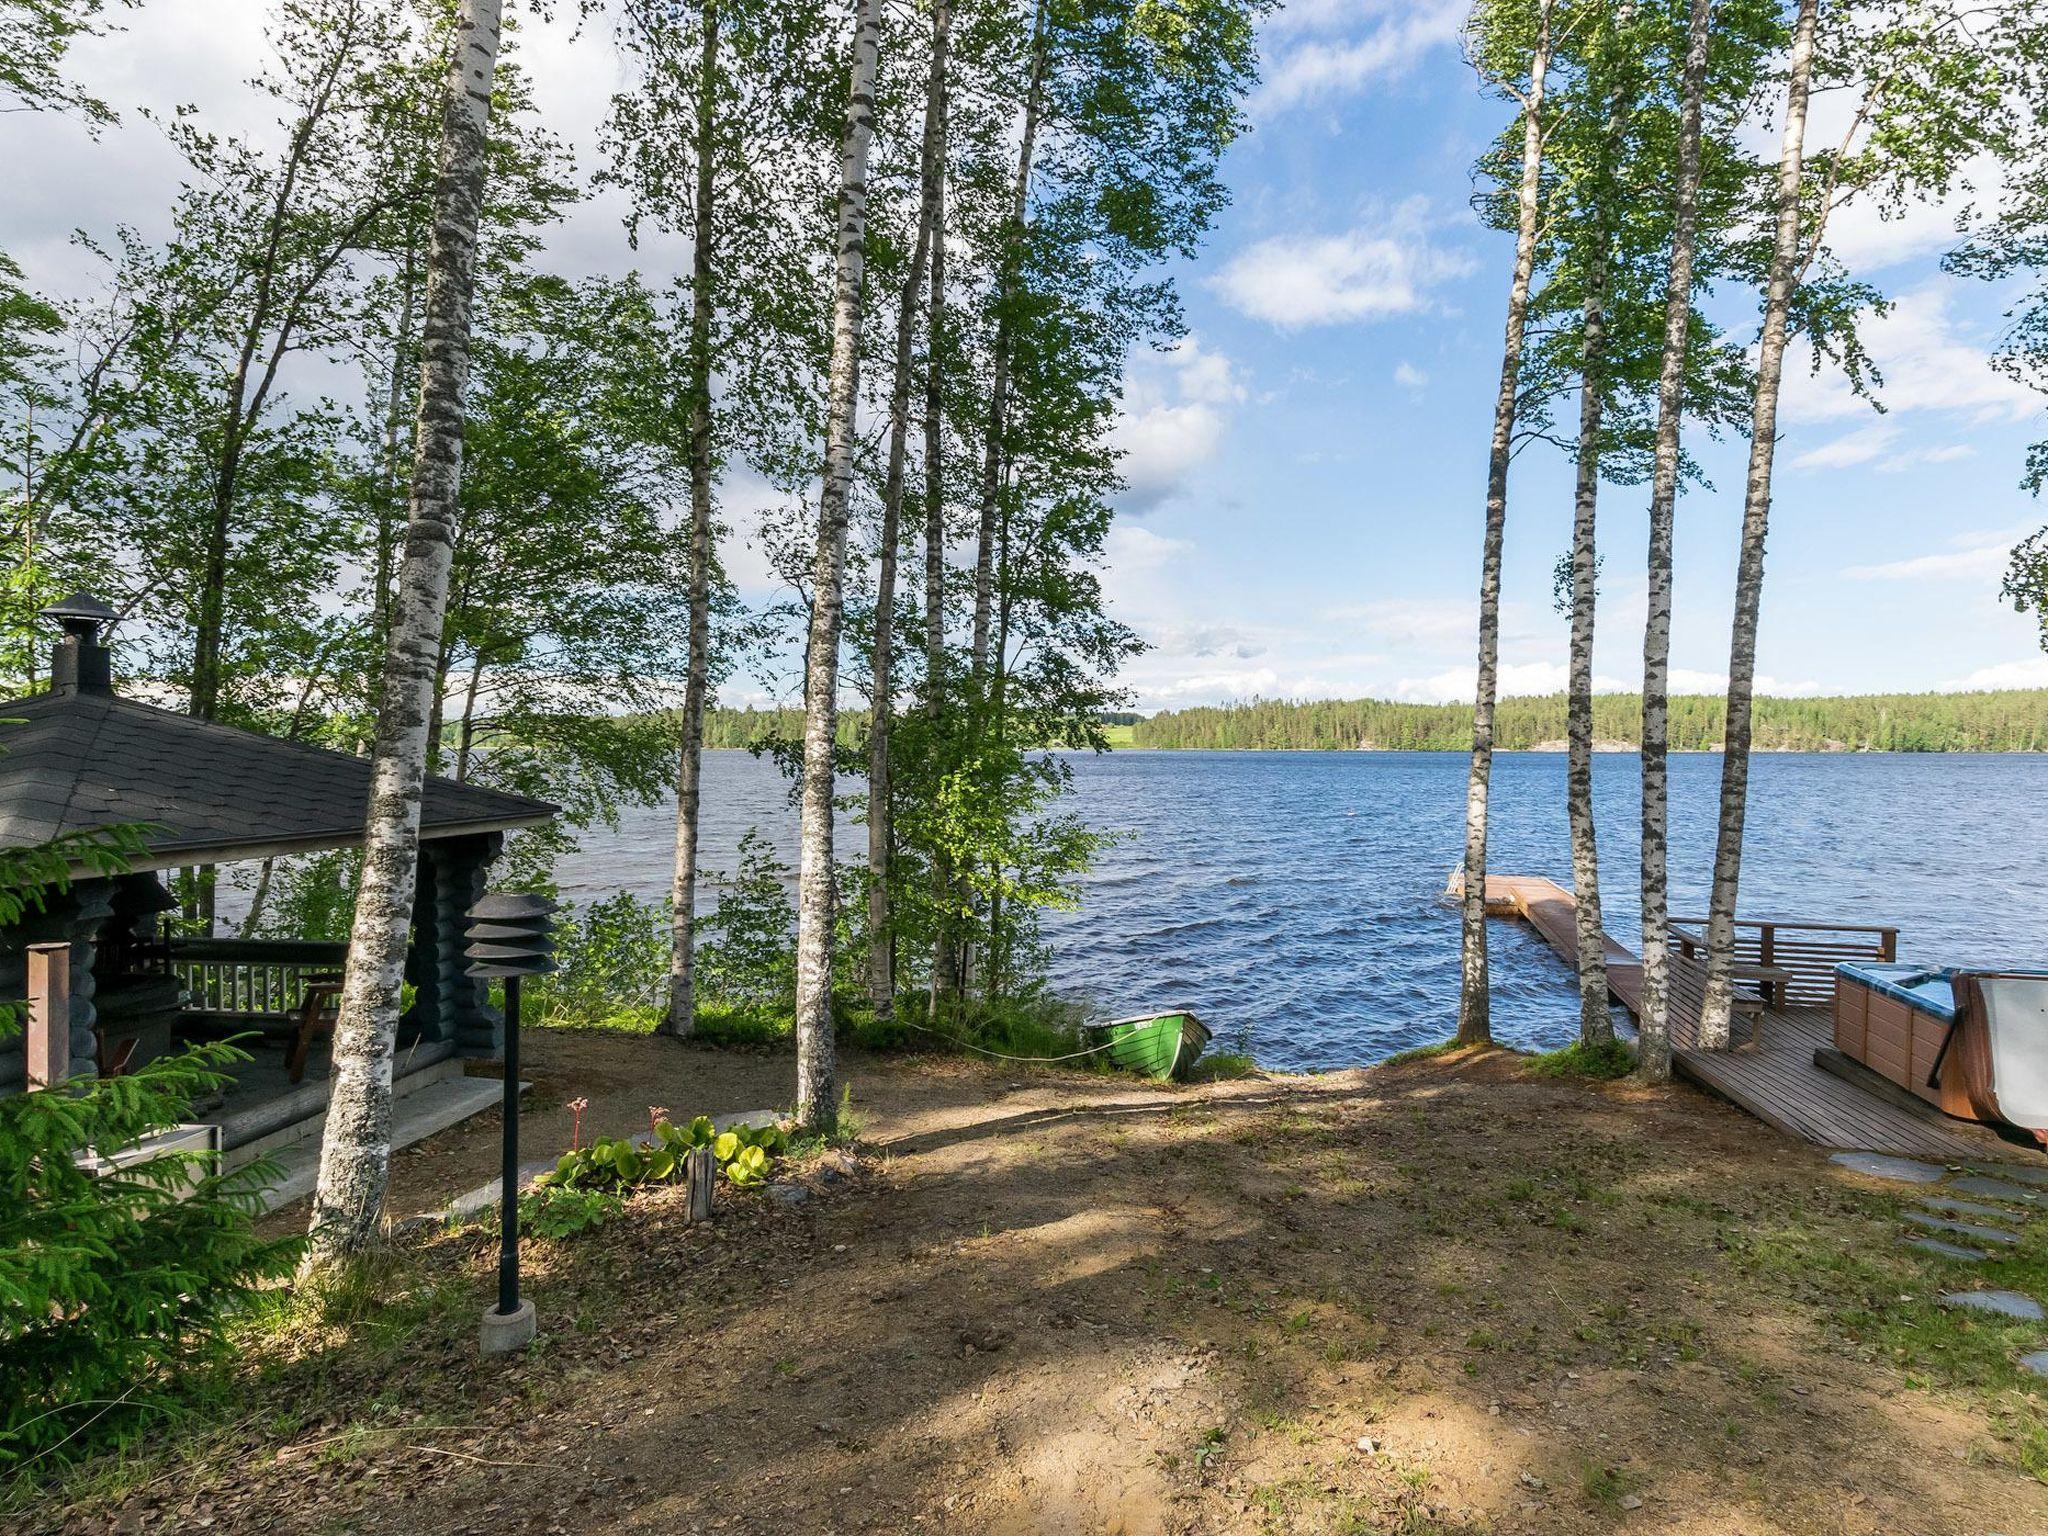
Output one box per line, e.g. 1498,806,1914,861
465,891,559,979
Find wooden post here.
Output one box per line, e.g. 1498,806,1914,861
26,943,71,1089
685,1146,716,1224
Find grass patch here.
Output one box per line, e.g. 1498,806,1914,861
1736,1190,2048,1481
1526,1038,1634,1080
1383,1039,1460,1067
1190,1050,1259,1082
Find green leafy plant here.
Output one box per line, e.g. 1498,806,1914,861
518,1183,626,1239
535,1113,787,1204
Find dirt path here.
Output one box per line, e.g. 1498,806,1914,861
48,1039,2048,1535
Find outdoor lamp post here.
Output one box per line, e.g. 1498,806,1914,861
466,891,558,1357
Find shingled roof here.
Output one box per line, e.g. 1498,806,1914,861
0,688,556,868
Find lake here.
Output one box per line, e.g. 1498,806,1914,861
556,750,2048,1072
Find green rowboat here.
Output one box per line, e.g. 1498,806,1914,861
1090,1009,1211,1082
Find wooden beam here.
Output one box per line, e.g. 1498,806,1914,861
25,942,70,1089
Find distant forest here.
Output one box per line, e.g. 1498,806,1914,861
1123,691,2048,753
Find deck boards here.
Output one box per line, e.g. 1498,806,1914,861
1480,874,2043,1164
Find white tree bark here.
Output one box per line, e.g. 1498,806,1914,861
667,0,722,1039
1637,0,1712,1083
794,0,885,1131
1568,277,1613,1048
1698,0,1817,1048
304,0,502,1269
1566,4,1633,1051
1457,0,1552,1048
869,0,952,1019
923,108,959,1016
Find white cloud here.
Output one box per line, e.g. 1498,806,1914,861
1112,337,1246,510
1104,523,1192,573
1780,286,2038,426
1943,657,2048,690
1393,361,1429,390
1791,423,1899,471
1391,661,1576,704
1257,0,1467,114
1144,622,1269,661
1212,200,1474,329
1845,526,2022,584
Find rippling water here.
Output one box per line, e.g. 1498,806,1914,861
558,749,2048,1071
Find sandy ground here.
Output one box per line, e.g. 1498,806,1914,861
41,1035,2048,1535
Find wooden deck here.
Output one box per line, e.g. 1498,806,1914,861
1477,874,2044,1164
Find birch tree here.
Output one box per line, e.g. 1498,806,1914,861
305,0,503,1269
1694,0,1814,1050
1561,3,1637,1049
604,0,833,1037
793,0,885,1133
1636,0,1713,1082
1457,0,1554,1048
1696,0,2027,1043
868,0,953,1018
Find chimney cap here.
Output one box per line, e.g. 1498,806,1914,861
41,592,120,633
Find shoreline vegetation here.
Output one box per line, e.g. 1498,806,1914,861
703,688,2048,754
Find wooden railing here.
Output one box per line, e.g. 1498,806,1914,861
1668,916,1896,1011
168,938,349,1023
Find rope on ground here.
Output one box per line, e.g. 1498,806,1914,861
897,1016,1123,1064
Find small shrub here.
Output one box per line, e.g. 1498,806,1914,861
519,1184,625,1239
0,1041,300,1464
1526,1039,1635,1080
696,831,797,1006
528,890,670,1033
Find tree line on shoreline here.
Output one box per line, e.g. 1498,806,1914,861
1125,690,2048,754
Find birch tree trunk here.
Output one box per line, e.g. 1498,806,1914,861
924,82,961,1016
302,0,502,1270
970,0,1046,687
1457,0,1552,1048
869,0,952,1019
793,0,885,1133
666,0,721,1040
1698,0,1817,1048
1567,281,1612,1048
1636,0,1712,1083
1566,5,1632,1050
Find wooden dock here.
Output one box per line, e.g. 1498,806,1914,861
1477,875,2040,1163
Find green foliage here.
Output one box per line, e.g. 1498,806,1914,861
696,830,798,1007
538,1115,786,1202
1526,1038,1635,1080
517,1183,625,1240
0,1041,300,1463
528,890,671,1033
1129,689,2048,753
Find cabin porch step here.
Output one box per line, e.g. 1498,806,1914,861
220,1052,461,1168
244,1073,523,1215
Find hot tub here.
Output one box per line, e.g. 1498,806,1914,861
1833,963,1967,1115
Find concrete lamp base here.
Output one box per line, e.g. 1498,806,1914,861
480,1298,537,1357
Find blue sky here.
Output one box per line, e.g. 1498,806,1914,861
8,0,2047,711
1099,1,2048,710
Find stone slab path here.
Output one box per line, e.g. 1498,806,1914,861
1831,1150,2048,1376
